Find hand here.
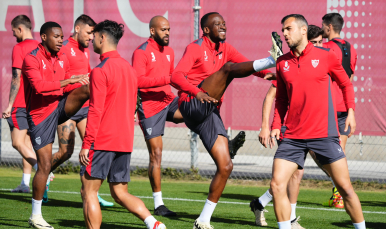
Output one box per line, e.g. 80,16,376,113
79,148,90,166
2,105,12,119
196,91,218,104
259,126,271,148
264,73,276,80
134,114,137,122
70,74,89,85
345,108,356,138
269,129,281,149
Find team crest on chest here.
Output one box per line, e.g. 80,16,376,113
71,48,76,56
218,53,222,59
151,52,156,62
42,60,46,69
59,61,63,68
166,55,170,62
311,59,319,68
283,61,290,72
204,51,208,61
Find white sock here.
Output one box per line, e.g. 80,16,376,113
253,56,276,72
259,190,273,207
353,221,366,229
277,220,291,229
33,163,38,171
32,198,42,215
153,191,164,209
290,203,297,221
198,199,217,223
21,173,31,186
330,177,335,187
144,215,157,229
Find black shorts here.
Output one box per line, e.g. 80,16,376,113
337,112,351,136
179,82,227,152
274,137,345,169
70,107,89,123
28,95,69,150
138,97,179,140
80,148,132,183
7,107,29,131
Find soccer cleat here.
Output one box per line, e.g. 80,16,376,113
250,199,268,226
43,185,49,203
153,221,167,229
193,218,214,229
43,173,54,203
11,184,30,193
269,32,283,62
291,216,305,229
98,195,114,207
154,205,177,217
28,214,54,229
228,131,246,159
322,187,344,208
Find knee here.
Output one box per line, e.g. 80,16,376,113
219,160,233,175
290,171,302,185
149,148,162,165
11,140,23,151
39,163,51,174
82,84,90,97
270,179,287,196
336,182,355,198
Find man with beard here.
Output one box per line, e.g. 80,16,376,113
2,15,39,193
23,21,89,228
269,14,365,229
170,12,281,228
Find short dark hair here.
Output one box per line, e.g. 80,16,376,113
322,13,344,33
11,15,32,30
74,14,96,28
40,21,62,35
281,14,308,29
93,20,124,45
200,12,220,31
307,25,323,40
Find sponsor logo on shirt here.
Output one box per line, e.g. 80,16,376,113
59,61,63,68
151,52,156,62
283,61,290,72
42,60,46,69
35,137,41,145
204,51,208,61
311,59,319,68
85,52,88,59
166,55,170,62
71,48,76,56
146,128,152,135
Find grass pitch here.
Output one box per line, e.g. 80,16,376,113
0,167,385,228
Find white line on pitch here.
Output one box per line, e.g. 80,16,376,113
2,188,385,215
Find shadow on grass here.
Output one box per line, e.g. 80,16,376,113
56,218,145,229
332,220,386,229
186,191,258,202
0,217,30,228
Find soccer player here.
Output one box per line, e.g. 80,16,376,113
322,12,358,208
23,21,90,228
270,14,365,229
170,12,281,228
79,20,166,229
2,15,39,193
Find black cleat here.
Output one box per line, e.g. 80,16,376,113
154,205,177,217
228,131,246,159
270,31,284,61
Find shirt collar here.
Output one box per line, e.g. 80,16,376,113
290,41,313,57
68,36,85,50
202,36,224,53
148,38,164,52
38,43,58,60
100,50,120,61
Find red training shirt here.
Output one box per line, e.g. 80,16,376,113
132,38,175,118
11,39,39,108
324,38,357,112
61,37,92,108
272,42,355,139
171,36,270,107
82,51,137,152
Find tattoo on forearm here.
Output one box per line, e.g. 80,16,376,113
9,68,21,104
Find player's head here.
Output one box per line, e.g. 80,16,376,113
200,12,226,42
149,16,170,46
11,15,32,43
322,13,344,38
73,14,96,48
281,14,308,49
92,20,124,54
40,22,63,53
308,25,323,47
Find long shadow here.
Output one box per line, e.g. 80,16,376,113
0,217,30,228
56,219,145,229
187,191,258,202
332,220,386,229
360,200,386,208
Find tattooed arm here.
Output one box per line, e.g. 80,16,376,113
2,68,21,119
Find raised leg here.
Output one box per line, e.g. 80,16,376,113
64,85,90,117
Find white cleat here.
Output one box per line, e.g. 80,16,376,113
153,221,167,229
193,218,214,229
11,184,30,193
46,172,54,185
28,214,54,229
269,31,284,62
291,216,305,229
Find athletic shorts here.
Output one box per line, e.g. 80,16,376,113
179,82,228,152
337,112,351,136
28,95,69,151
277,126,287,146
7,107,29,131
70,107,89,123
80,147,131,183
274,137,345,169
138,97,179,140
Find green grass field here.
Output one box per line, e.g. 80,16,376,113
0,168,385,229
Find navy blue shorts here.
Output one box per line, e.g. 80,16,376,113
138,97,179,140
28,95,69,150
80,147,131,183
70,107,88,123
179,82,227,152
274,137,345,169
7,107,29,131
337,112,351,136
